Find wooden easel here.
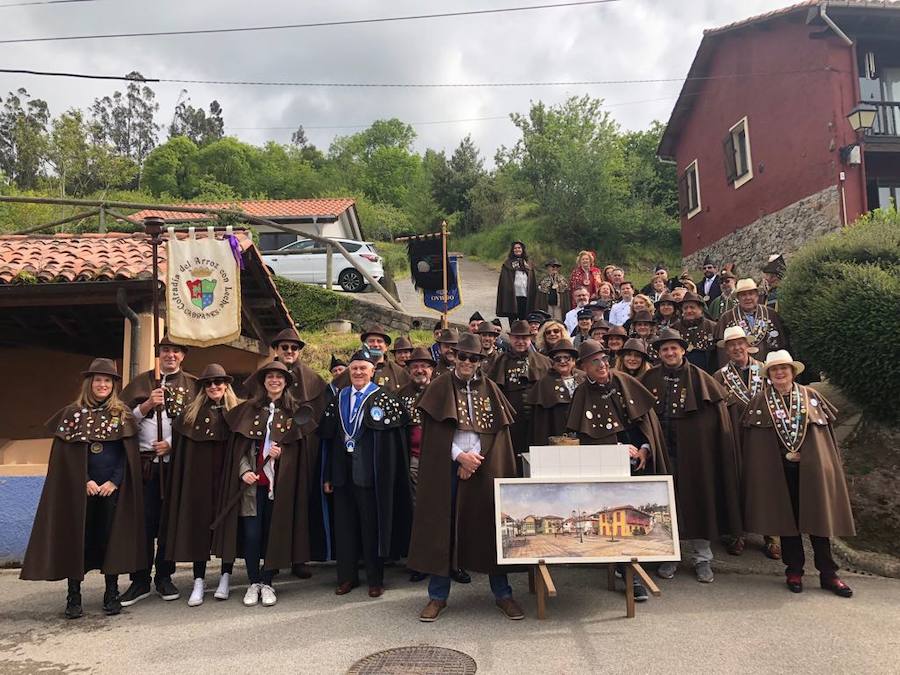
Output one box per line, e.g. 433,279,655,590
529,557,662,619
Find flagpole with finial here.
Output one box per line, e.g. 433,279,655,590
143,215,166,498
441,220,448,330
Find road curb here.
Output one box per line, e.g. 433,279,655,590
833,537,900,579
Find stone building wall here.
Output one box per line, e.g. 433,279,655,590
683,186,843,277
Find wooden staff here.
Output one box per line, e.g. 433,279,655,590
441,220,449,329
143,216,166,498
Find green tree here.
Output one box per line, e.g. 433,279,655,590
143,135,199,197
621,121,678,218
169,95,225,146
431,134,485,215
0,88,50,189
193,137,253,196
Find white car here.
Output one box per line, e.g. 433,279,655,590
262,238,385,292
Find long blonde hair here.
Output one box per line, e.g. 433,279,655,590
75,376,130,418
183,383,242,426
538,320,567,351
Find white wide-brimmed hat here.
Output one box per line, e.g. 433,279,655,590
734,278,759,295
717,325,759,352
761,350,805,377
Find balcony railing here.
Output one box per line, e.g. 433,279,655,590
867,101,900,137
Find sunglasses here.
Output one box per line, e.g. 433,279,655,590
455,352,483,363
205,378,228,387
552,355,573,363
279,344,300,352
589,356,609,366
545,328,562,334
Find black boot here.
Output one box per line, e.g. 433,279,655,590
65,579,83,619
103,575,122,615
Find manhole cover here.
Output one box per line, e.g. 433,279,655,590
348,646,477,674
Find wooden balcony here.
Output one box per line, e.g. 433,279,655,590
863,101,900,152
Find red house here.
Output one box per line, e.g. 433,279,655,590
658,1,900,274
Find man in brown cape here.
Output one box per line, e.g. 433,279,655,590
640,328,741,584
409,333,524,622
526,339,585,446
477,321,502,372
485,319,551,475
433,328,459,377
713,326,780,560
672,292,717,373
714,278,789,367
333,326,410,393
118,335,197,606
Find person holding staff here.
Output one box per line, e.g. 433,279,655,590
21,359,145,619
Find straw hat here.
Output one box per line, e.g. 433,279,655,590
734,278,759,295
761,350,805,377
716,326,759,352
82,358,121,380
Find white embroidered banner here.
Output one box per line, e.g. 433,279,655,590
166,227,241,347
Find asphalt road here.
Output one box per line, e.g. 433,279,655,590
2,559,898,674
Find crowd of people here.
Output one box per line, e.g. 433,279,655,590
21,243,856,624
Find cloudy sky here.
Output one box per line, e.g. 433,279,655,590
0,0,793,158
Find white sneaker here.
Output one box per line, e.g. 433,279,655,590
243,583,261,606
260,584,277,607
214,573,230,601
187,579,205,607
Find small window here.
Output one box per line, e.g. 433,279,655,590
724,117,753,188
679,160,702,219
259,233,298,251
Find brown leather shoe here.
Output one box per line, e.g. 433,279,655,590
764,538,782,560
726,536,745,556
335,581,358,596
418,599,447,622
495,597,525,620
368,586,384,598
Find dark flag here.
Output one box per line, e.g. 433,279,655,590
408,236,457,291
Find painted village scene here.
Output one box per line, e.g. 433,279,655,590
497,479,678,564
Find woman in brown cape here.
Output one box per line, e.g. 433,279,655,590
740,350,855,597
165,363,241,606
211,361,310,608
21,358,145,619
526,339,585,446
495,241,537,321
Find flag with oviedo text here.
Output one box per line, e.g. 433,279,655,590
166,227,242,347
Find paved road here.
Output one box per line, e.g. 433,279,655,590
360,256,501,325
3,557,898,674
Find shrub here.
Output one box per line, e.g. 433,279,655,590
273,277,355,331
779,208,900,422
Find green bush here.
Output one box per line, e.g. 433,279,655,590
273,277,355,330
780,209,900,422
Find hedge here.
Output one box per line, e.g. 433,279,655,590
779,208,900,422
272,277,355,331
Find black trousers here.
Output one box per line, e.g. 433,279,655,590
132,462,176,585
333,484,382,587
514,296,528,322
84,493,118,572
240,486,275,585
780,462,838,579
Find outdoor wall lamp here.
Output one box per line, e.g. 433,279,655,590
840,104,878,165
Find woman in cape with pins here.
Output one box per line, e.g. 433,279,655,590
211,361,311,608
165,363,242,606
20,358,145,619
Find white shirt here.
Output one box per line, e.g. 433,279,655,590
564,305,586,334
703,275,717,295
451,375,483,461
609,300,632,326
513,270,528,298
132,404,174,464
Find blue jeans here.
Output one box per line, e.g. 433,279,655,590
428,573,512,602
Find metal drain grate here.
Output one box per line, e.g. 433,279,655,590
348,646,477,674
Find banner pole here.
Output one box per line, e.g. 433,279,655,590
143,216,166,499
441,220,448,329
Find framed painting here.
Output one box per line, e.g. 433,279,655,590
495,476,680,565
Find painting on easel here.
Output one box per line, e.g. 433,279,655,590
495,476,680,565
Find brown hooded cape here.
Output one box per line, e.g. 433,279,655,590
640,362,741,539
496,257,537,318
21,405,146,581
714,305,789,367
408,372,517,576
211,399,311,570
713,358,765,472
120,369,198,415
525,370,585,447
486,350,551,457
740,386,855,537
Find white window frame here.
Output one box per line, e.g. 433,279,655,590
729,116,754,189
685,159,702,219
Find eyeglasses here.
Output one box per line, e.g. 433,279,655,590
279,344,300,352
552,355,573,363
589,357,609,366
545,328,562,335
206,379,228,387
455,352,483,363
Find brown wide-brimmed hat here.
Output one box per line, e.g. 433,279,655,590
651,327,688,350
254,360,296,386
577,339,607,364
159,334,188,352
590,319,611,333
360,326,392,346
508,319,533,337
603,325,628,342
198,363,233,384
436,328,459,344
620,338,649,359
631,310,656,324
476,321,501,335
270,328,305,350
455,333,483,356
548,339,579,359
82,358,121,380
680,292,706,307
654,292,680,308
407,346,436,367
391,335,414,352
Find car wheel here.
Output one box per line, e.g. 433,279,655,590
339,268,366,292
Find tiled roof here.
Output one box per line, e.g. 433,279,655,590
0,231,253,284
707,0,900,35
132,198,356,222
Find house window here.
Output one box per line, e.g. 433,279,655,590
258,232,299,251
679,160,701,219
724,117,753,188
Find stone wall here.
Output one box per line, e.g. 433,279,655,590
684,186,842,276
347,297,465,334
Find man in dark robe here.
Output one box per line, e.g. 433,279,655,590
320,349,413,598
408,333,524,622
672,292,717,373
334,326,410,393
485,319,551,474
714,278,789,367
526,339,585,446
640,328,742,584
699,255,722,304
118,336,197,606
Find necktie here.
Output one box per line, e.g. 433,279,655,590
351,390,364,418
